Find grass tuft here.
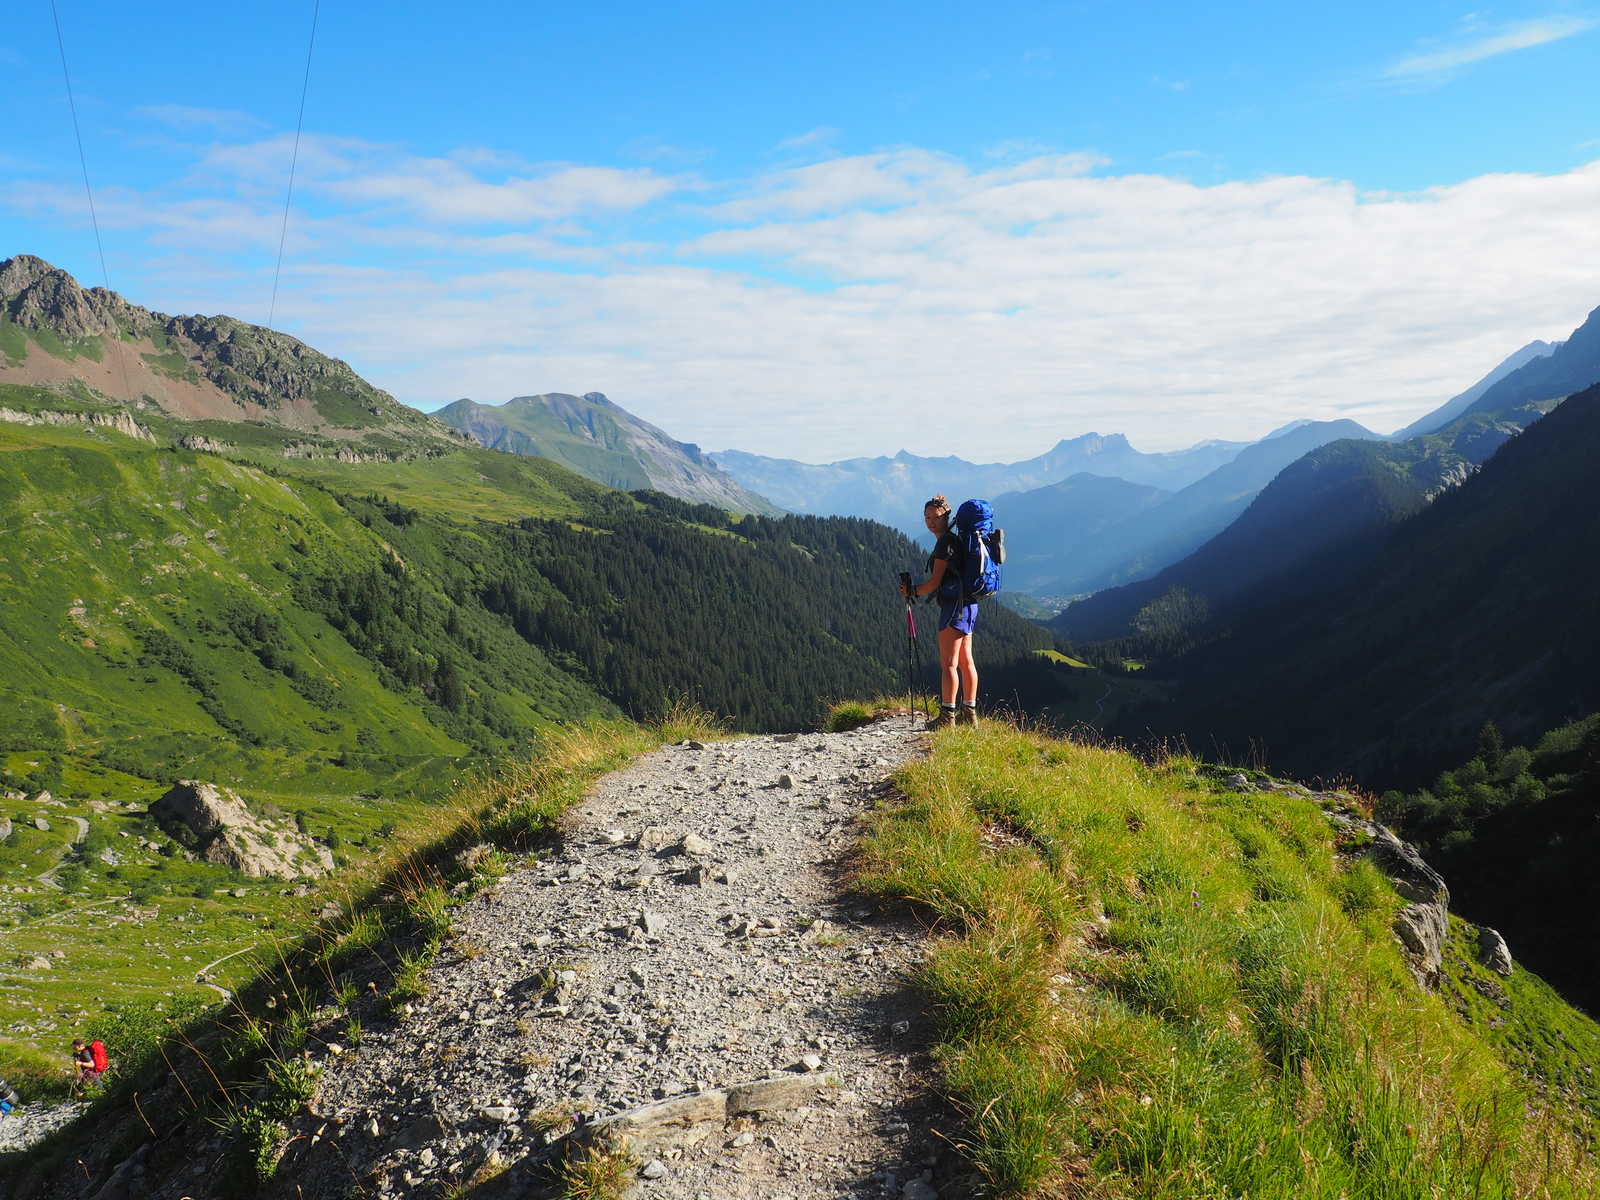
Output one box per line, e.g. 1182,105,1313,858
554,1144,637,1199
653,694,732,745
823,694,936,732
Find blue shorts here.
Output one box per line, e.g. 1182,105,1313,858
938,600,979,635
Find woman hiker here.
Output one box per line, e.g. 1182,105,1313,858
900,494,978,730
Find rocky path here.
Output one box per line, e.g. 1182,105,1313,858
272,722,953,1200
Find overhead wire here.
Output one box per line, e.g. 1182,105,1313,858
267,0,321,332
49,0,133,403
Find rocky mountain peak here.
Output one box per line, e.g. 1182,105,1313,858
0,254,149,338
1,254,467,443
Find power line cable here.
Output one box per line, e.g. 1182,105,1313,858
49,0,133,404
267,0,320,332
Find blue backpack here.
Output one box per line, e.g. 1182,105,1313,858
952,499,1004,601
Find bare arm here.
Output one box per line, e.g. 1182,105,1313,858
911,557,949,598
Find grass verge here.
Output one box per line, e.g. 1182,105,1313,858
861,721,1598,1198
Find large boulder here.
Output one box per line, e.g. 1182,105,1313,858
148,781,334,880
0,815,11,842
1477,926,1514,976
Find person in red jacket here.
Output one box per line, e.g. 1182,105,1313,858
70,1038,108,1096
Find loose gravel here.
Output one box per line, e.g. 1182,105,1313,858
0,1102,81,1156
272,721,958,1200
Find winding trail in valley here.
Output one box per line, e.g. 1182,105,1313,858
34,816,90,889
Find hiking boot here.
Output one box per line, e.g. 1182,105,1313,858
956,704,978,727
926,707,956,731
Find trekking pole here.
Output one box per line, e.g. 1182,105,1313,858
899,572,917,728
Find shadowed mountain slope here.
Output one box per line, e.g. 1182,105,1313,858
1056,302,1600,640
1459,303,1600,418
990,472,1172,592
1134,382,1600,790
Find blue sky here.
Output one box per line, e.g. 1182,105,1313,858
4,1,1599,459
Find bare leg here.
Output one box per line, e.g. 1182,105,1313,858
937,627,961,705
957,634,977,703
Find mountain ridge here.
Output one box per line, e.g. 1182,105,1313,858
433,391,781,515
1055,299,1600,639
1391,339,1559,440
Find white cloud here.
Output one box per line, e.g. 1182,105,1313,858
1385,16,1597,80
135,104,265,133
707,149,1104,222
9,127,1600,462
772,127,840,155
325,161,678,223
182,134,681,224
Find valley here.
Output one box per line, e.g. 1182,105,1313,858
5,252,1600,1197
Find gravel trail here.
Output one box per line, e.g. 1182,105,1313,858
272,721,955,1200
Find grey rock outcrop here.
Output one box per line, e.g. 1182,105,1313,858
176,433,232,454
1477,926,1514,976
148,780,334,880
0,406,156,442
0,815,11,841
1325,809,1451,987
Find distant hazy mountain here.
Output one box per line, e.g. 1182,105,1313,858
1055,404,1547,641
991,473,1173,591
1391,340,1559,440
711,434,1247,535
0,254,459,450
435,393,781,515
1029,418,1380,596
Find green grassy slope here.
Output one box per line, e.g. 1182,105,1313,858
865,722,1599,1197
267,442,614,522
0,418,617,1063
